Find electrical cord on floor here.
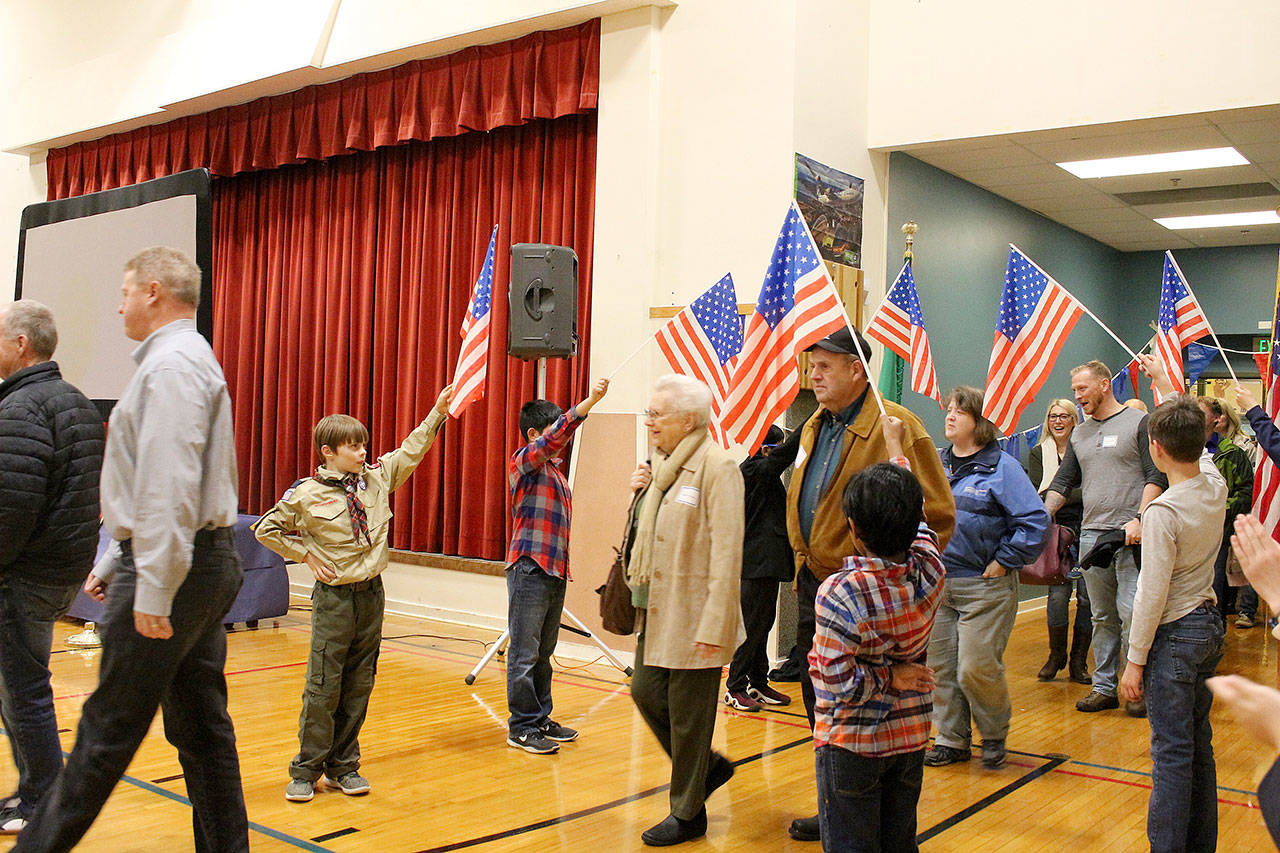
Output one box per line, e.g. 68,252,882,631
381,632,493,653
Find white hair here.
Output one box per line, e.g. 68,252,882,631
653,374,712,428
1,299,57,359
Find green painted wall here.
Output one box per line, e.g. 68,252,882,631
884,153,1280,440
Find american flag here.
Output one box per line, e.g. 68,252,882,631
655,273,743,447
720,201,849,452
983,246,1085,435
864,261,941,405
448,224,497,418
1254,275,1280,542
1152,251,1212,405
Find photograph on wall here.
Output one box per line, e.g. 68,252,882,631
794,153,864,267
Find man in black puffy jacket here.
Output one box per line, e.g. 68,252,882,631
0,300,104,835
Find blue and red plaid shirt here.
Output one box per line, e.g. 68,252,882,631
810,519,945,757
506,409,585,579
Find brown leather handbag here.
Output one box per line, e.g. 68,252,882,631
596,491,642,635
1021,524,1075,586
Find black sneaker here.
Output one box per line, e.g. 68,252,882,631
507,731,559,754
981,739,1006,768
0,805,25,835
923,744,971,766
541,720,579,742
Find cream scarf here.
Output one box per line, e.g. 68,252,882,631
1037,436,1063,493
626,427,707,590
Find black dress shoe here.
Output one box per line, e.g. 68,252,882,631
768,661,804,682
642,810,707,846
788,814,820,841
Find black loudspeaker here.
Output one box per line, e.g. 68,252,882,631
508,243,578,359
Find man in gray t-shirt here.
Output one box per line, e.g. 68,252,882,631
1046,360,1166,714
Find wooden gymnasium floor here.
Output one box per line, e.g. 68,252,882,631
2,596,1276,852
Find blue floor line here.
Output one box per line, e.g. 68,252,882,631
1066,756,1258,797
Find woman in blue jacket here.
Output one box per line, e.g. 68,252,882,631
924,387,1050,771
1238,385,1280,466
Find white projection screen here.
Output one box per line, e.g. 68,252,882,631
15,169,212,410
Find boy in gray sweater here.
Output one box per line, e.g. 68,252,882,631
1120,389,1226,853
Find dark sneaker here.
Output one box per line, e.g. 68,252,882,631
768,661,804,682
0,805,26,835
1075,690,1119,712
787,815,820,841
1237,614,1257,629
328,772,370,795
723,689,762,711
748,684,793,706
1125,699,1148,718
507,731,559,754
923,744,971,766
285,779,314,802
981,739,1006,768
705,752,734,797
541,720,579,742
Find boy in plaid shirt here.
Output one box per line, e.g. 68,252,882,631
505,377,608,754
809,417,946,852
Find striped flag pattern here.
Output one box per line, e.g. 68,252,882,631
448,224,498,418
1152,251,1212,405
655,273,743,447
720,201,849,452
983,246,1085,435
1253,265,1280,542
864,260,941,405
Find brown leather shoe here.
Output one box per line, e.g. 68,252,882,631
1075,690,1119,712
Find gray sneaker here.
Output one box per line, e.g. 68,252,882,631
285,779,314,802
541,720,579,742
330,772,371,796
507,731,560,754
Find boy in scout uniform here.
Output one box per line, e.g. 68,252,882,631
256,385,452,802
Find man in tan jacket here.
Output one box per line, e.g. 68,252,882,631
785,327,954,843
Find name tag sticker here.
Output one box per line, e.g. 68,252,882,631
1101,434,1118,448
675,486,700,507
795,445,808,469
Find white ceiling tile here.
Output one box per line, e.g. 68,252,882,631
1132,196,1280,218
1213,118,1280,145
1020,127,1235,162
911,146,1045,172
1236,142,1280,163
962,163,1073,187
1090,164,1269,194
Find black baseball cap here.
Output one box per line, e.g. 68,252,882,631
807,326,872,363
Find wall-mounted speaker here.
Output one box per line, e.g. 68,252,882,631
508,243,578,359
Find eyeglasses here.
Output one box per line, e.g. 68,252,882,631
1047,413,1074,421
642,409,668,420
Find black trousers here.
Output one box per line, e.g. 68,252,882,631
15,529,248,853
796,564,820,730
726,577,782,692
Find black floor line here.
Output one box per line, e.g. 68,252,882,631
150,773,185,783
312,827,360,842
916,755,1068,843
412,735,814,853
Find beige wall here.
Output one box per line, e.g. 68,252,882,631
867,0,1280,147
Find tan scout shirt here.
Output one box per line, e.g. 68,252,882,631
255,410,446,585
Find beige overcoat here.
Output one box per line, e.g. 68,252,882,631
636,435,746,669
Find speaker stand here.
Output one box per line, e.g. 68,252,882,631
463,608,633,685
537,357,547,398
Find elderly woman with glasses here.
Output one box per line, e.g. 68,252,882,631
625,374,745,846
1026,399,1091,683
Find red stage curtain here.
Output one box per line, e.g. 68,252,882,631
47,22,598,561
213,113,595,559
46,21,598,198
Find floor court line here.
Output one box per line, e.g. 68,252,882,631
917,757,1067,843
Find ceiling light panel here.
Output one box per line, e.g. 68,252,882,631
1154,210,1280,230
1057,147,1249,178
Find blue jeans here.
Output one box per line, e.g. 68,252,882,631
1080,529,1139,696
0,578,79,815
816,745,923,853
1144,605,1224,853
14,529,248,853
1046,577,1091,631
505,557,566,736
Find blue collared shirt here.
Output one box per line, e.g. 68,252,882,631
798,390,866,544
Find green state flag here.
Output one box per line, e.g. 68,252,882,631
879,349,904,404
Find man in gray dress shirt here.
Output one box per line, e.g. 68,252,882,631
15,247,249,852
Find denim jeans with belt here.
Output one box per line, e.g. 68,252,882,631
1080,528,1139,696
1144,604,1224,853
505,557,566,736
0,577,79,815
15,528,247,853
